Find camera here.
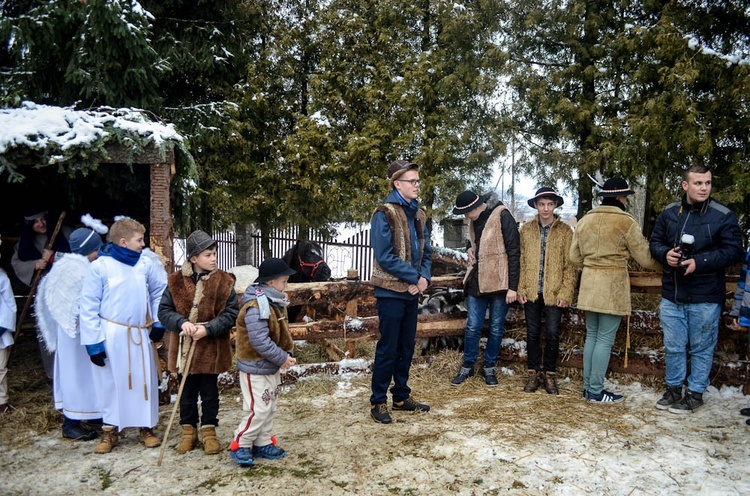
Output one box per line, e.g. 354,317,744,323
678,233,695,273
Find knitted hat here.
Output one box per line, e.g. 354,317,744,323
527,187,565,208
186,230,217,259
255,258,296,284
598,177,635,197
69,228,103,256
387,160,419,187
452,190,484,215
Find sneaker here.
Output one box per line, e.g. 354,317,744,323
451,366,474,386
370,404,392,424
740,407,750,417
668,391,703,414
655,386,683,410
587,390,624,404
392,397,430,413
229,447,254,466
481,366,498,387
253,443,286,460
62,419,98,441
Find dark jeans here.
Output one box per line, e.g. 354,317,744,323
180,373,220,426
524,295,563,372
370,297,419,405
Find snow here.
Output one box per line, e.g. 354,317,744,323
0,101,183,158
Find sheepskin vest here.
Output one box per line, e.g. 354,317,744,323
465,205,509,294
370,203,427,293
235,300,293,362
518,216,577,305
166,266,234,374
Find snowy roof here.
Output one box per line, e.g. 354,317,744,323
0,101,182,155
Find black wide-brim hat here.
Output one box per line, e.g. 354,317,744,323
527,187,564,208
255,257,296,284
598,177,635,197
452,190,485,215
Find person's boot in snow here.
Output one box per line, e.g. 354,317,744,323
201,425,221,455
176,425,198,454
62,416,97,441
94,425,119,454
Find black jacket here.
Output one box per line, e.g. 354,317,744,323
650,196,743,304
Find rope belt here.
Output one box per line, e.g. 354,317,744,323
99,316,153,401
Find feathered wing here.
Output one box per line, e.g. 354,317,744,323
35,254,91,350
35,275,58,352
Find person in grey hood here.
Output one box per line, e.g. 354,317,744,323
228,258,297,467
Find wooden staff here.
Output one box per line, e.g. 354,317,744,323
157,338,196,467
13,211,67,342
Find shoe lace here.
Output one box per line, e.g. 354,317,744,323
376,404,389,414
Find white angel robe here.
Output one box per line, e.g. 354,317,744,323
35,254,100,420
79,253,166,429
0,270,17,405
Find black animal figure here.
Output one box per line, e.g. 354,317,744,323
282,240,332,283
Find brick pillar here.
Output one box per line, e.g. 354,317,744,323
150,160,174,270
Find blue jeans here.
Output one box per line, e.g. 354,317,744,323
462,294,509,368
660,299,721,394
583,312,622,395
370,297,419,405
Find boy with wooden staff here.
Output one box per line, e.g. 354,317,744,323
79,217,167,453
158,230,238,455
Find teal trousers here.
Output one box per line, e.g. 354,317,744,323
583,311,622,395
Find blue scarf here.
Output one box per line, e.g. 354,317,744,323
99,242,141,267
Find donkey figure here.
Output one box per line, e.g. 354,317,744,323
282,240,332,283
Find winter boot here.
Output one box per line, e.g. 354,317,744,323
481,366,499,387
139,427,161,448
544,372,559,395
392,396,430,412
668,391,703,414
62,416,98,441
451,366,474,386
94,425,119,454
176,425,198,454
370,404,392,424
201,425,221,455
523,370,541,393
655,386,683,410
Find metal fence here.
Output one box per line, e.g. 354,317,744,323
174,226,374,280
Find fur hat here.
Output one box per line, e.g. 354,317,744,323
69,228,103,256
186,230,217,259
255,258,296,284
598,177,635,197
452,190,485,215
527,187,564,208
388,159,419,187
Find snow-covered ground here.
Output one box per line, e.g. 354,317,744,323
2,362,749,495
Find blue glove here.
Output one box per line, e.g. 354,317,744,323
149,322,166,342
86,342,107,367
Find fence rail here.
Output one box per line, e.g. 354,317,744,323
174,226,374,280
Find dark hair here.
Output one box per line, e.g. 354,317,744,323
683,165,710,181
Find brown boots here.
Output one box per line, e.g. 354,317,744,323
523,370,559,394
175,425,221,455
139,428,161,448
201,426,221,455
544,372,559,395
523,370,541,392
94,425,119,454
176,425,198,454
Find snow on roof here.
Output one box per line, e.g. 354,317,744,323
0,101,183,156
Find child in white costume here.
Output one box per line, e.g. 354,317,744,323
79,218,167,454
36,222,107,440
0,236,18,414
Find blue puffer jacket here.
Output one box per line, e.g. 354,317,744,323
730,248,750,328
370,189,432,300
650,196,744,304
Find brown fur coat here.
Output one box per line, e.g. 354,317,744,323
518,215,577,305
569,206,661,316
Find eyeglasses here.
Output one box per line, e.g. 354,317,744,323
396,179,421,186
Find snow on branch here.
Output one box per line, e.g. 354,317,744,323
685,36,750,67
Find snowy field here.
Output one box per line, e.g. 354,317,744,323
2,355,749,496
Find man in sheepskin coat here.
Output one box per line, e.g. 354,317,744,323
570,177,661,404
517,188,577,395
451,190,520,388
158,230,238,455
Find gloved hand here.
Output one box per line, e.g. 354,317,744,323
149,322,166,342
86,342,107,367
